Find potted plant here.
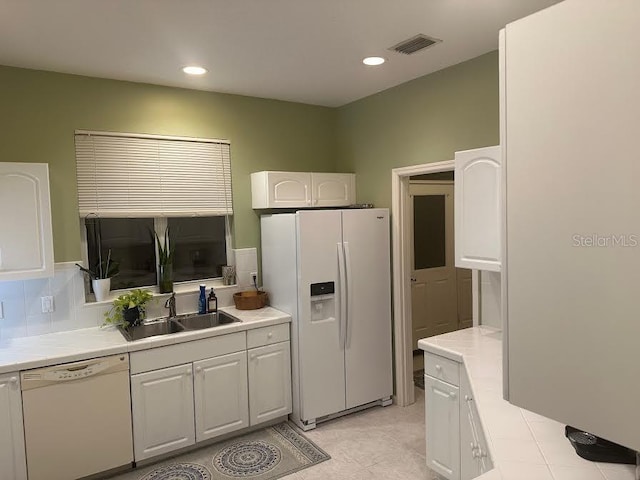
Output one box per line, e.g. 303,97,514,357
104,288,154,327
75,249,119,301
154,226,175,294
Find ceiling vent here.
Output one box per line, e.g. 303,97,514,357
390,34,442,55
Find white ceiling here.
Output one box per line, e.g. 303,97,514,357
0,0,562,107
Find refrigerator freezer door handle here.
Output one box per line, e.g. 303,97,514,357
344,241,353,349
337,242,347,349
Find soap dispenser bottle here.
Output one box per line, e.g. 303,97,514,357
207,288,218,313
198,284,207,314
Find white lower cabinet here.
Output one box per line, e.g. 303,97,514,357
460,372,491,479
131,364,195,461
248,341,292,425
130,326,292,462
424,354,492,480
0,373,27,480
425,375,461,480
194,351,249,441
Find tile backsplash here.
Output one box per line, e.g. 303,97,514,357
0,261,242,341
233,247,258,288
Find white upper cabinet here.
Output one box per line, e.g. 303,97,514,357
0,163,54,280
454,146,502,272
251,171,355,209
311,173,355,207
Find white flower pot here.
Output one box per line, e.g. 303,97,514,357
92,278,111,302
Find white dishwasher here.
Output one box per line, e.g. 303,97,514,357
21,354,133,480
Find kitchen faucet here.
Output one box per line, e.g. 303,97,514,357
164,292,176,318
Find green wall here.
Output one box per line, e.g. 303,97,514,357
0,51,499,263
0,66,337,262
336,51,499,208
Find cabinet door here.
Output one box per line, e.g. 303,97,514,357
267,172,312,208
460,376,482,480
454,146,502,272
0,163,53,280
248,341,292,425
0,374,27,480
194,351,249,442
131,364,195,461
311,173,355,207
425,375,460,480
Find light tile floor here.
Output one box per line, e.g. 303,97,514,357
107,388,431,480
283,388,430,480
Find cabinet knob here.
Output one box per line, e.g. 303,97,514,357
267,332,273,338
196,366,202,373
465,395,473,402
473,451,480,458
186,369,192,376
449,391,457,399
435,364,442,371
250,354,257,361
10,376,18,385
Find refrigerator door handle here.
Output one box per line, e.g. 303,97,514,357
344,241,353,349
337,242,347,349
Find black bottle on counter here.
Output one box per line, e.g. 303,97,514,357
207,288,218,313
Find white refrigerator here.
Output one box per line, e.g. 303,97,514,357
261,208,393,430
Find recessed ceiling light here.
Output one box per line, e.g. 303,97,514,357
182,66,208,75
363,56,385,66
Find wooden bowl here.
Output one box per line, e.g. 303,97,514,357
233,290,268,310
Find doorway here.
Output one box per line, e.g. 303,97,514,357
409,178,472,377
391,160,479,407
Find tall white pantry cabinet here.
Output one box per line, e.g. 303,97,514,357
502,0,640,451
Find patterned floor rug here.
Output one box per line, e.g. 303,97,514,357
116,422,329,480
414,368,425,390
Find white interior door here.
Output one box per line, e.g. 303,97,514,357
342,209,393,409
410,183,458,347
296,210,345,421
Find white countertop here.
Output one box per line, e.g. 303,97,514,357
419,327,636,480
0,306,290,375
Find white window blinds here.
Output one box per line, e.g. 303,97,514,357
75,132,232,217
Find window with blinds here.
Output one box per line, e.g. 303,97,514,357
75,132,232,217
75,131,233,294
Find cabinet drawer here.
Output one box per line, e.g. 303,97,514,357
247,324,290,349
424,352,460,386
130,332,246,375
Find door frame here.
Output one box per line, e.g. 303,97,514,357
391,161,479,407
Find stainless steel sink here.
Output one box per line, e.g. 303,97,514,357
117,311,240,341
118,319,185,341
175,311,240,330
